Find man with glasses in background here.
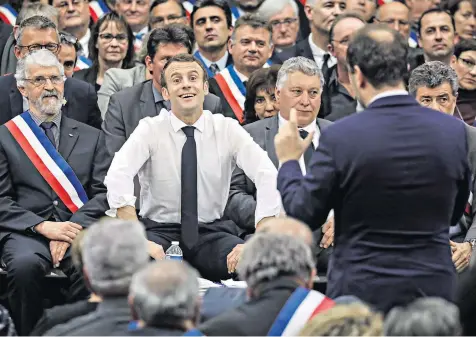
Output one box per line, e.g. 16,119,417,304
52,0,92,58
150,0,189,29
0,16,102,128
115,0,151,51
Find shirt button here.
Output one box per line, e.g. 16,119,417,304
53,200,59,206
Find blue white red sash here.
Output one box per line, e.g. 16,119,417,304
74,55,92,72
89,0,110,23
0,4,17,26
214,65,246,123
267,287,335,336
183,0,195,20
194,51,215,78
230,7,241,25
5,112,89,213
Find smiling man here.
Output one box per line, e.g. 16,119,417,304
104,53,281,282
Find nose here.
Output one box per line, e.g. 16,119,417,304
44,79,55,90
279,24,287,33
392,20,399,31
265,99,275,112
429,100,439,111
205,19,213,29
248,41,258,52
131,1,137,11
67,1,75,11
435,28,442,40
334,3,344,15
299,91,311,106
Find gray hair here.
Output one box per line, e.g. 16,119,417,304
236,233,315,289
258,0,299,22
129,260,200,325
276,56,324,90
17,15,60,46
409,61,459,97
384,297,462,336
16,3,59,26
15,49,65,87
82,219,149,297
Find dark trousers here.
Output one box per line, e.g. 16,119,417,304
0,233,89,335
141,218,244,281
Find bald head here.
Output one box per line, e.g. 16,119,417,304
256,217,313,247
375,2,411,39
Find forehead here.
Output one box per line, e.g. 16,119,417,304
319,0,346,7
334,18,365,38
421,12,453,28
379,3,409,18
153,0,182,14
165,61,204,77
270,4,296,19
235,25,270,39
283,71,321,88
155,43,189,57
27,64,61,76
20,27,59,44
194,5,226,20
99,20,126,32
460,50,476,60
458,1,473,12
416,83,453,96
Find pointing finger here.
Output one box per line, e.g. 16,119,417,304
289,108,298,126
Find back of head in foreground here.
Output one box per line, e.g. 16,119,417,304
129,260,201,331
384,297,462,336
82,219,150,297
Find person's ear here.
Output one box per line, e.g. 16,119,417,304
203,81,209,95
162,86,170,100
328,43,335,56
228,39,234,54
275,87,281,106
304,4,313,21
145,55,154,74
17,84,27,98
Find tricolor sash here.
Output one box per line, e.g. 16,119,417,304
194,51,215,78
5,112,89,213
89,0,110,23
267,287,335,336
74,55,92,71
214,66,246,123
0,4,17,26
183,0,195,20
230,6,241,25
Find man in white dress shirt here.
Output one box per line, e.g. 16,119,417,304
105,53,281,281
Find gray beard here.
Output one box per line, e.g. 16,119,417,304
31,95,63,117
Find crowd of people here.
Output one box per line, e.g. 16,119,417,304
0,0,475,335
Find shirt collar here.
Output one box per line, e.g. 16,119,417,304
28,109,62,128
152,84,164,103
233,66,248,82
367,90,409,107
134,26,149,38
308,33,336,68
170,110,205,134
198,51,229,71
278,112,317,133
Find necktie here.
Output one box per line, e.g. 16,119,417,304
321,53,331,78
181,126,199,250
209,63,220,75
299,129,315,168
40,122,56,148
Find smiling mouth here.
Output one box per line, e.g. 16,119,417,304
180,94,196,99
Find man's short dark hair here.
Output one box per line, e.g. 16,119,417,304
191,0,233,29
329,12,365,44
454,38,476,58
160,53,209,89
60,31,80,52
147,25,194,60
151,0,187,19
347,24,408,89
418,8,456,36
231,14,272,44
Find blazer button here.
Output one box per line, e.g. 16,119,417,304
53,200,59,206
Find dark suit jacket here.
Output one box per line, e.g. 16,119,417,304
278,94,471,313
272,38,313,64
45,297,131,336
103,80,223,158
0,116,109,241
73,66,98,89
198,278,307,336
0,74,102,129
0,22,12,59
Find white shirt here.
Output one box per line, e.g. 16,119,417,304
198,51,229,72
22,96,29,113
105,109,282,225
233,66,248,82
79,29,91,58
308,34,336,70
278,113,320,175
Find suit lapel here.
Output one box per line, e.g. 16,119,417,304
61,78,72,117
265,115,279,168
300,40,314,61
58,117,79,161
9,79,22,118
140,81,160,119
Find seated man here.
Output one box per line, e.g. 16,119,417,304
44,219,149,336
409,61,476,273
0,49,109,335
225,57,334,273
126,260,201,336
105,53,281,281
195,232,335,335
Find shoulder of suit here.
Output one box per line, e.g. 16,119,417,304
63,116,100,135
318,117,333,128
244,116,274,133
111,79,149,100
0,72,15,83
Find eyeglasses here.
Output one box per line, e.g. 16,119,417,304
16,43,61,54
99,33,128,43
54,0,86,9
376,18,409,26
150,14,185,25
270,17,298,29
459,57,476,71
60,32,78,45
24,76,65,87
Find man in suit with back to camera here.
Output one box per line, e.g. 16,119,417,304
104,53,282,281
0,16,102,129
275,24,471,313
409,61,476,273
0,49,109,335
103,25,223,159
225,56,334,274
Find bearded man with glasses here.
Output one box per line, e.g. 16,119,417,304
0,15,102,129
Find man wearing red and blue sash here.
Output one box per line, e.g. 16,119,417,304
208,15,274,123
0,50,109,335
